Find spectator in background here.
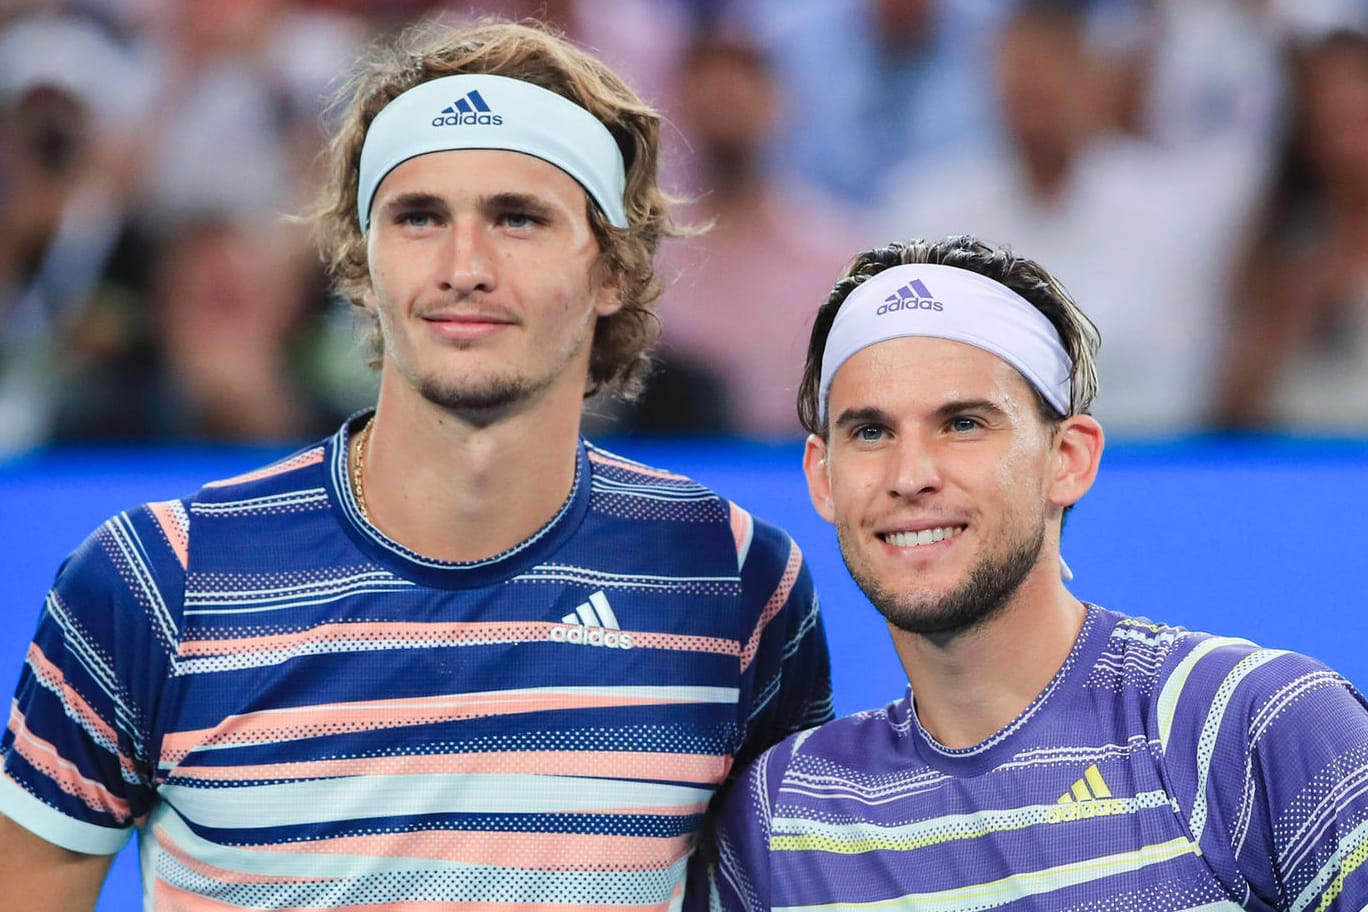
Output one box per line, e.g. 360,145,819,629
633,29,869,439
879,0,1261,437
0,9,155,455
1215,27,1368,432
134,0,366,226
0,2,376,452
48,216,346,444
725,0,1008,208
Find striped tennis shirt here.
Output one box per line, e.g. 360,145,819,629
702,605,1368,911
1,417,833,910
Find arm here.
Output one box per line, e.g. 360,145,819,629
0,508,179,901
687,737,797,912
1170,643,1368,909
0,814,114,912
731,512,834,774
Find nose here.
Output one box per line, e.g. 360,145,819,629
888,434,942,501
437,220,495,297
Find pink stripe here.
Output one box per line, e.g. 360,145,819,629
624,631,739,655
174,749,726,785
181,623,740,662
728,503,753,559
252,828,692,870
587,450,687,481
154,823,685,911
739,538,802,673
7,707,132,818
203,449,324,489
24,645,138,778
147,501,189,569
163,691,702,763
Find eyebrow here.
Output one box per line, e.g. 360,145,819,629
377,191,559,220
482,192,557,220
832,406,894,431
380,191,446,215
934,398,1008,421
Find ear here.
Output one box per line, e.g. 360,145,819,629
802,433,836,524
1048,414,1105,509
589,256,624,318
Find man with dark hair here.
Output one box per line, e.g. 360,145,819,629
0,19,831,910
698,234,1368,910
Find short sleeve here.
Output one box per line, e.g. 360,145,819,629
0,506,184,854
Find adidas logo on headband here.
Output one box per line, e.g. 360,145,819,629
432,90,504,127
876,279,943,315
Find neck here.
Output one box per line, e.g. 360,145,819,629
890,564,1086,749
357,371,587,563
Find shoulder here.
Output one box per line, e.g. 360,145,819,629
584,442,726,509
1098,610,1367,754
749,703,903,784
192,441,331,506
584,442,801,561
83,440,334,583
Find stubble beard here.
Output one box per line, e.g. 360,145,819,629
409,316,596,424
838,516,1047,638
417,372,541,420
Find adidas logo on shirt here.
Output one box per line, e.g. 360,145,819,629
432,90,504,127
551,590,633,649
1046,764,1126,823
876,278,943,314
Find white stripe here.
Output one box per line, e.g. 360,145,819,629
159,773,712,829
1156,636,1254,752
185,569,409,602
150,809,689,905
183,584,417,616
1288,816,1368,912
107,515,179,644
1188,649,1284,845
189,489,329,513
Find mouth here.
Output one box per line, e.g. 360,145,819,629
419,311,516,341
880,525,966,549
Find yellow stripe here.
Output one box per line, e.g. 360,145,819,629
774,838,1198,911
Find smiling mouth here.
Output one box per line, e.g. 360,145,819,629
881,526,966,548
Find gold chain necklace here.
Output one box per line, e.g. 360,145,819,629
350,420,373,520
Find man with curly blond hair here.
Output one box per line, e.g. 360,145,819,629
0,19,831,910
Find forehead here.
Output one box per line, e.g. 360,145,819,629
373,148,590,209
828,336,1038,416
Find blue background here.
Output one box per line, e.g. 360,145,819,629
2,437,1365,910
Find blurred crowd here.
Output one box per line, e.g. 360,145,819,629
2,0,1366,454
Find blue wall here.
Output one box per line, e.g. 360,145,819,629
2,437,1365,910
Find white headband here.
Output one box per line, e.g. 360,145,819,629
357,73,628,231
818,264,1072,422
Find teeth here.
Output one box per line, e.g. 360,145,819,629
885,527,963,548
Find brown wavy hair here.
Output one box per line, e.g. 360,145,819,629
796,235,1101,437
311,17,681,400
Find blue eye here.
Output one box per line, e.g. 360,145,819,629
949,416,981,433
856,425,885,442
399,211,433,227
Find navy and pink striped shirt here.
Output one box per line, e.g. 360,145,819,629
1,418,833,910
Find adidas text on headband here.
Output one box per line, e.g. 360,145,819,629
357,73,629,231
818,263,1073,423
